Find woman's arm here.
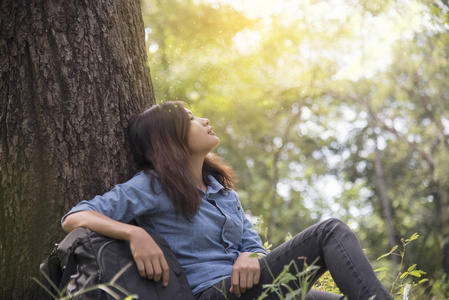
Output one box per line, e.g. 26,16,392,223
62,210,169,286
63,210,138,238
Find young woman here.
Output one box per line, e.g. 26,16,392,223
62,101,392,300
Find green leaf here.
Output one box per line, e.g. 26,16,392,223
280,282,296,294
279,273,296,284
410,270,422,278
374,267,389,272
378,271,387,281
285,288,304,300
417,279,429,284
407,264,417,272
377,253,390,260
409,233,419,241
389,245,398,253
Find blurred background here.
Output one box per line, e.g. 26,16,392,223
142,0,449,295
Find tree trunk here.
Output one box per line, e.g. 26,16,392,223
0,1,154,298
373,134,399,265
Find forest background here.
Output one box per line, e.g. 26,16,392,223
1,0,448,298
142,0,449,297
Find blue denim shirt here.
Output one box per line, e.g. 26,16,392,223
62,171,267,295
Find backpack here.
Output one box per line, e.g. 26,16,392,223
39,227,195,300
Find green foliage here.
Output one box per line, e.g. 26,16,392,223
252,232,431,299
376,233,428,299
256,258,321,300
313,271,342,296
35,231,446,299
142,0,449,292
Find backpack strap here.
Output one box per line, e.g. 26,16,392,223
59,235,90,290
39,244,63,300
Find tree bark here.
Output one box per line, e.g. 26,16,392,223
0,1,154,298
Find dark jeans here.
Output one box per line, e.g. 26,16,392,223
195,218,392,300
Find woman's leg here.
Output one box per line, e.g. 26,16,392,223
196,218,391,300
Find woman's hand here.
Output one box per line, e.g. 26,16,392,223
128,227,170,287
63,211,170,286
230,252,262,297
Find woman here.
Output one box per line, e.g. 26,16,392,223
62,101,392,300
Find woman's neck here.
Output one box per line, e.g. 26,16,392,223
189,155,206,192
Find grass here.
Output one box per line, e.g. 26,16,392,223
248,231,433,299
36,232,448,300
34,262,138,300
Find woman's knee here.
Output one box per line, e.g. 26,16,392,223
321,218,351,235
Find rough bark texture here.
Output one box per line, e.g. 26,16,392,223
0,0,154,298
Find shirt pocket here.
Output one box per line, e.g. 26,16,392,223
222,204,243,222
220,199,244,248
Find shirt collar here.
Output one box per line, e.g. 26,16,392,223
146,170,227,195
206,174,226,194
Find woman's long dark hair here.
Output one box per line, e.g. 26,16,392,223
127,101,236,220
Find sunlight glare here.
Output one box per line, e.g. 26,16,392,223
202,0,430,79
232,29,262,55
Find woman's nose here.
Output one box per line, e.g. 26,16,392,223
202,118,210,125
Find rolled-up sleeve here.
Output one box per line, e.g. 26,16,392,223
61,172,160,226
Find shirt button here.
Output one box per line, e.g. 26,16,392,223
237,206,240,210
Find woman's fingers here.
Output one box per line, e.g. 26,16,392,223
245,271,254,290
144,254,169,285
136,260,147,278
230,252,261,297
239,272,247,294
231,269,258,297
129,228,170,286
231,268,242,297
253,267,260,286
160,257,170,287
152,259,162,281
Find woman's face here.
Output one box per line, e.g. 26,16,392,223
185,108,220,157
